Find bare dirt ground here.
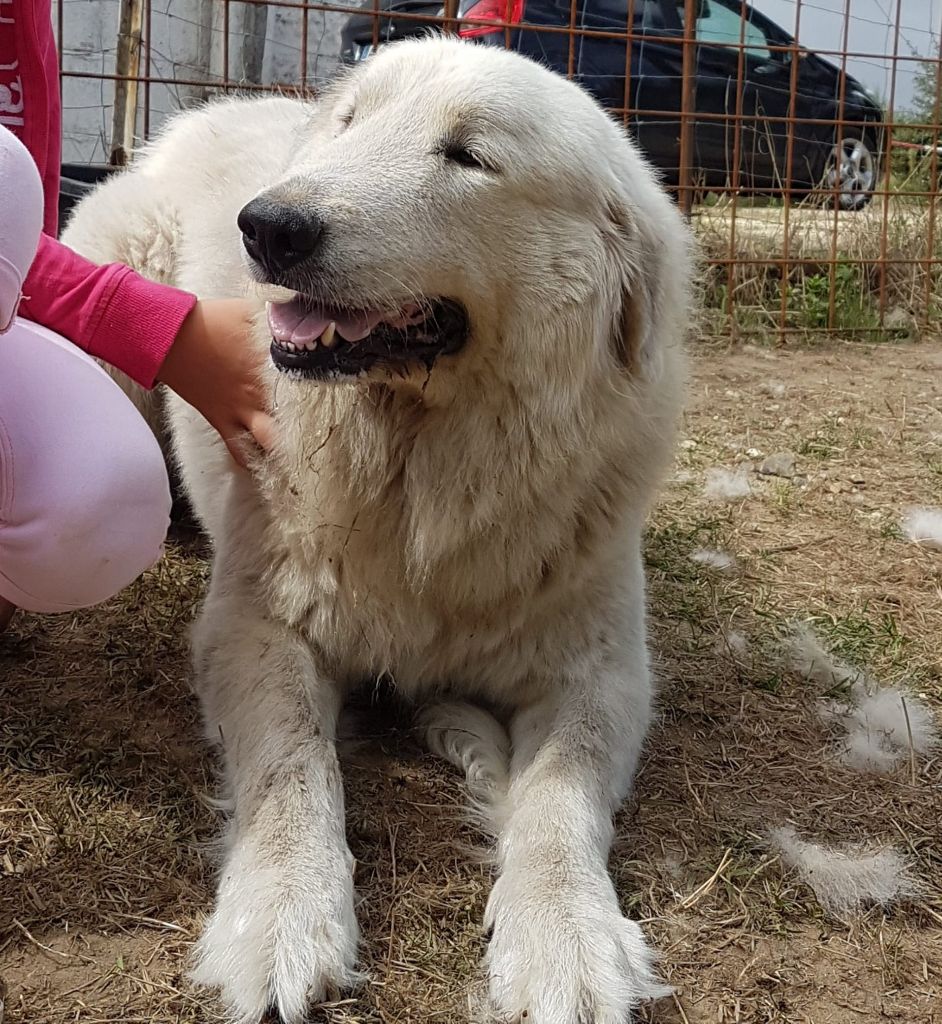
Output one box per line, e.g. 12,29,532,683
2,340,941,1024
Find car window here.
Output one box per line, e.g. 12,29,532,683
586,0,679,34
638,0,673,30
677,0,772,61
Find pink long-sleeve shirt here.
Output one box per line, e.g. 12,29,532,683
1,0,195,387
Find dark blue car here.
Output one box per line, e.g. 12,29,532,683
340,0,885,209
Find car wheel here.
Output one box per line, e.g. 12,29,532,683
824,133,879,211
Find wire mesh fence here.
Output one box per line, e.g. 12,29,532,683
54,0,942,342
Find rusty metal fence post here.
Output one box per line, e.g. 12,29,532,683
677,0,697,219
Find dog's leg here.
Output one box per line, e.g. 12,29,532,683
483,619,669,1021
420,701,511,825
189,588,359,1024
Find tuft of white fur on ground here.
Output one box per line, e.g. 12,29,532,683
901,507,942,550
725,630,749,656
713,630,749,663
785,624,940,773
837,730,902,773
770,825,920,917
689,547,736,571
759,381,786,399
822,680,940,774
782,623,863,688
703,467,751,502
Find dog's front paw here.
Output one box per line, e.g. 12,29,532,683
191,835,361,1023
484,873,670,1024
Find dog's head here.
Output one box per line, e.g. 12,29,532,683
241,37,691,394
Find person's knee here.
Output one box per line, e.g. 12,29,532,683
55,428,172,608
0,320,172,614
1,422,171,613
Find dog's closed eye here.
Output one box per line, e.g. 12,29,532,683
438,140,496,174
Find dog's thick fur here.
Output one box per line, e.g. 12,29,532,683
64,38,693,1024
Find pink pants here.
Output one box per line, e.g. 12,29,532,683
0,126,171,613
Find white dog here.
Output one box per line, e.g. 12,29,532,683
64,36,693,1024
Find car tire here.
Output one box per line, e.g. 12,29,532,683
822,131,880,211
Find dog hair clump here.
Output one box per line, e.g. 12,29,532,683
759,381,786,399
783,624,939,774
713,629,749,661
770,825,920,917
822,681,940,773
703,467,751,502
901,507,942,550
782,623,863,688
689,547,736,571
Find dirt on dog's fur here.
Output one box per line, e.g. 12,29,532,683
2,340,941,1024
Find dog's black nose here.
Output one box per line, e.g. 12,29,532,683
237,197,323,276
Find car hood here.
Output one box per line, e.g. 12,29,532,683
803,51,884,116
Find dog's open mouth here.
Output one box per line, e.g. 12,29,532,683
268,295,469,379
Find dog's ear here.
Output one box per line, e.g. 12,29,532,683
605,195,666,378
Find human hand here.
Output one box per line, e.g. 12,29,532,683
158,298,275,468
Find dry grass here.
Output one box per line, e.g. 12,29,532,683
693,198,942,340
2,342,942,1023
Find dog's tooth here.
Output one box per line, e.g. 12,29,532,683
321,322,338,349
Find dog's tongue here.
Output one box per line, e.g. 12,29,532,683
267,297,386,344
